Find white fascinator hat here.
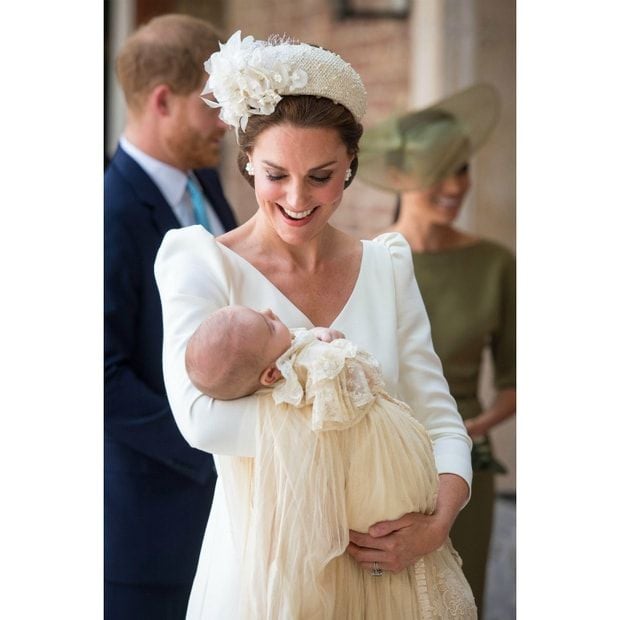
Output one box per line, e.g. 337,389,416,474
201,31,367,132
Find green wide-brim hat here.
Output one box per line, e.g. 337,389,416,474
357,83,500,192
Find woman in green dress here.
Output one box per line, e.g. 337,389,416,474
358,84,516,617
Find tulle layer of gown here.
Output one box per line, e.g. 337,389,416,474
218,332,476,618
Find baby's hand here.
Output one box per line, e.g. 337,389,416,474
310,327,345,343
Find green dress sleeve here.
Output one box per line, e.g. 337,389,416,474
490,250,516,390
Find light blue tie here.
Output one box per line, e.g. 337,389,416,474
186,176,212,232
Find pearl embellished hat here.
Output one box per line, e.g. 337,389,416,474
201,31,367,132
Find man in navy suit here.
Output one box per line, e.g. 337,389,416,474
104,15,237,619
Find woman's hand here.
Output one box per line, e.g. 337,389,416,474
464,416,489,439
310,327,345,343
347,511,449,573
464,388,516,439
346,473,469,573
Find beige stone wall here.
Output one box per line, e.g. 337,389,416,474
473,0,516,254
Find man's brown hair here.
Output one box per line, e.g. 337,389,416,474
116,14,222,112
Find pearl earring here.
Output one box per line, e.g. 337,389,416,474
245,161,255,176
344,168,352,183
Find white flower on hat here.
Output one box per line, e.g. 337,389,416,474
202,31,309,132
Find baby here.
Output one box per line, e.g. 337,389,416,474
185,305,344,400
185,305,476,619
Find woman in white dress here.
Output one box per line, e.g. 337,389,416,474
155,31,473,619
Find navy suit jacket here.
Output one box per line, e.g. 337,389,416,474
104,146,237,585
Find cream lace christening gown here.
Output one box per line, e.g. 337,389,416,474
218,329,476,619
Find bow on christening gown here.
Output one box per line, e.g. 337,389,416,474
216,330,476,619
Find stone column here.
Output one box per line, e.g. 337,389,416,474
105,0,135,156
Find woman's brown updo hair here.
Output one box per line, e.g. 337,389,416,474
236,95,364,189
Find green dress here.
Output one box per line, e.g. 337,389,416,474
411,239,516,616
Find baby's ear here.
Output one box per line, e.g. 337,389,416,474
259,365,282,386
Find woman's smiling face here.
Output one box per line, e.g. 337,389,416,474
248,123,353,245
407,164,471,225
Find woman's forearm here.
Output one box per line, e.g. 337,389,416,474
434,473,471,534
465,387,516,438
182,393,258,456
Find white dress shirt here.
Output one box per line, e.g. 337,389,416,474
119,136,225,235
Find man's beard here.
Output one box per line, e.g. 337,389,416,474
166,125,222,170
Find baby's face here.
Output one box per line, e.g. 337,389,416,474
248,308,293,366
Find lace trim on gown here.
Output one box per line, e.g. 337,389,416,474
273,329,384,431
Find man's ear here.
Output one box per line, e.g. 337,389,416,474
151,84,173,117
259,365,282,386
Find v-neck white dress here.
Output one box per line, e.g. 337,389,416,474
154,226,472,619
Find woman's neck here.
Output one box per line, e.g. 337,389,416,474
221,215,347,273
391,194,472,253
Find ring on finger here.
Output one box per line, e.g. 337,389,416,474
371,561,383,576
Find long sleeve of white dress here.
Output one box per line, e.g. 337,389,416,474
155,226,257,457
154,226,471,489
377,233,473,483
